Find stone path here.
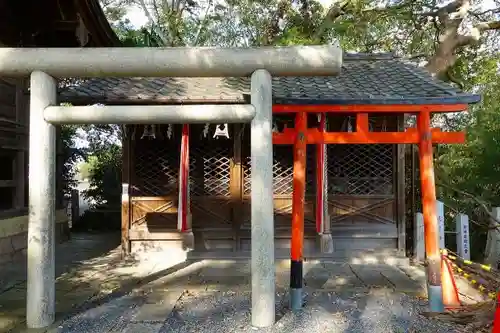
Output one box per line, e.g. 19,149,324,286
0,232,483,333
0,232,187,333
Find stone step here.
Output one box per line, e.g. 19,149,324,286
187,249,409,266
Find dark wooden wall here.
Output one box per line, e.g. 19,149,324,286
123,113,405,250
0,78,28,218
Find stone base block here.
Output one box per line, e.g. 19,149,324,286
318,233,334,254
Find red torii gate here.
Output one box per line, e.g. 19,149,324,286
271,103,468,312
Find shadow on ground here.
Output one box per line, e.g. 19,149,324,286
0,232,467,333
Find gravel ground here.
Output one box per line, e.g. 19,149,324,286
49,288,463,333
160,289,459,333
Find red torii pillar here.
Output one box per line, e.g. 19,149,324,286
178,124,194,249
290,111,307,310
417,108,443,311
272,103,468,312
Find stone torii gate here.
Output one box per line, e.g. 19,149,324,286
0,46,342,329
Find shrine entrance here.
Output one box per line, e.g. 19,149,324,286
270,104,467,311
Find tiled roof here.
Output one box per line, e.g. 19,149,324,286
59,53,480,105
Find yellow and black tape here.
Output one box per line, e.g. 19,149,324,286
448,260,497,300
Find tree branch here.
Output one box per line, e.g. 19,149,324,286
457,20,500,46
421,0,466,18
313,0,350,42
262,0,290,45
470,7,500,18
191,0,212,46
475,20,500,31
137,0,170,45
436,180,500,228
313,0,414,43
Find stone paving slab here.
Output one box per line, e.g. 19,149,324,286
321,263,365,289
378,266,422,292
349,265,394,288
3,233,486,333
132,290,183,322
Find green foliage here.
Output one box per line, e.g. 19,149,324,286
438,80,500,205
79,123,122,209
83,145,122,209
60,125,84,199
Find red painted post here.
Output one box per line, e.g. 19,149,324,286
290,111,307,310
315,113,325,233
493,291,500,333
417,108,444,312
180,124,190,232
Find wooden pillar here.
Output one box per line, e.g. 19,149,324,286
55,127,64,209
290,111,307,310
396,115,406,254
14,79,26,209
417,108,443,312
411,142,417,257
121,128,131,256
316,114,333,253
315,114,325,234
230,123,243,250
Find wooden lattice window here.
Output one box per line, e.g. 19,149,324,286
132,127,180,196
242,113,317,196
243,144,316,195
244,145,296,195
327,144,394,195
190,140,231,197
323,114,396,196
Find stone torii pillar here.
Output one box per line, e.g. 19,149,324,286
0,46,342,329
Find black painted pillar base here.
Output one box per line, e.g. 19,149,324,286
290,259,303,311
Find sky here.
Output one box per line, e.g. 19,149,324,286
125,0,498,29
125,0,337,28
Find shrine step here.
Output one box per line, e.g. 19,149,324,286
194,228,318,252
186,249,409,266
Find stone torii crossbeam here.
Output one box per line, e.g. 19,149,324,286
0,46,342,329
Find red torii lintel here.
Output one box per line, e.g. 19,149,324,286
272,126,465,145
272,106,466,145
281,103,468,313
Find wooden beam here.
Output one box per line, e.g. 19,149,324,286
273,104,468,113
272,127,465,145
